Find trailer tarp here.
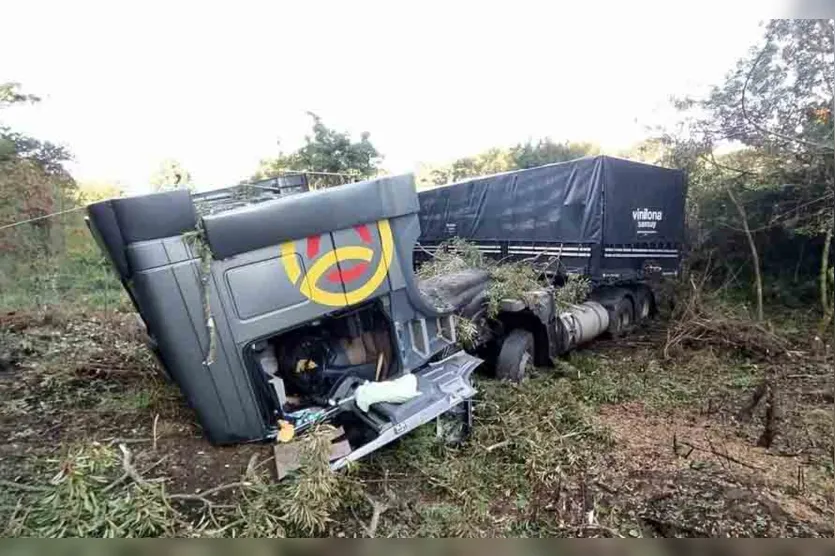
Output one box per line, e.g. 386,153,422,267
417,155,686,246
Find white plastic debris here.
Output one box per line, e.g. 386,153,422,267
354,373,420,412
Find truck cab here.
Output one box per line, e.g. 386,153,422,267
86,174,481,468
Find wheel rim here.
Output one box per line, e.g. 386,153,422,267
620,311,630,329
519,351,531,376
640,299,650,319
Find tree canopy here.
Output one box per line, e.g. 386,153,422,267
0,82,78,271
417,138,600,188
0,83,72,174
150,159,193,191
254,112,381,183
0,83,75,224
657,19,833,314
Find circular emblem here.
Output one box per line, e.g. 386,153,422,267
280,219,394,307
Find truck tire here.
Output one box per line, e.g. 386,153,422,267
607,298,634,338
633,287,653,324
496,329,534,382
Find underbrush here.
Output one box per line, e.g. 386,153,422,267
0,223,128,312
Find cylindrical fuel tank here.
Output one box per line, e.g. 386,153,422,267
557,301,610,352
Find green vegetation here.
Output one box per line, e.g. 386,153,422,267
353,374,609,537
660,19,833,327
254,112,382,186
150,159,193,191
417,237,591,318
554,275,592,310
0,83,126,313
417,139,599,189
484,263,541,318
3,428,354,538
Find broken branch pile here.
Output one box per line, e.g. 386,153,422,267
664,275,789,359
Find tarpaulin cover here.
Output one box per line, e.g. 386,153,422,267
417,155,686,245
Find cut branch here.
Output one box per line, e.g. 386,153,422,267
169,481,251,504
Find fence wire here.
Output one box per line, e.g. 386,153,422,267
0,205,128,313
0,171,360,314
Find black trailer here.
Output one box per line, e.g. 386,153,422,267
415,155,687,282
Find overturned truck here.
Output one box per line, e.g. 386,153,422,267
85,155,685,466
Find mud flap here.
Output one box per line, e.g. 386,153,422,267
330,350,481,470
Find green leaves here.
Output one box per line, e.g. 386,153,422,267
150,159,193,191
255,113,381,183
418,139,600,188
0,82,41,108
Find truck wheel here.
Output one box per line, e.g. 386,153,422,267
496,329,534,382
634,288,653,324
607,298,634,338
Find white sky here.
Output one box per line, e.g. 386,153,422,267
1,1,784,193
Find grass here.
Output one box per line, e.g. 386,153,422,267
0,218,130,312
349,373,612,537
563,344,770,411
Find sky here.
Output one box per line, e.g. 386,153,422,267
1,1,786,194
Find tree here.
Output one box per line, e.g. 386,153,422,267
619,138,673,166
0,82,76,255
77,180,124,204
417,139,600,188
511,138,599,169
0,83,72,173
150,159,193,191
254,112,381,185
667,19,834,322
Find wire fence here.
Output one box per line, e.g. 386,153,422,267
0,171,361,314
0,205,128,314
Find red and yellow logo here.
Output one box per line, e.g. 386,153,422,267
280,219,394,307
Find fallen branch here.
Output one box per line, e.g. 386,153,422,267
360,495,389,538
169,481,251,504
152,414,160,452
102,456,168,494
104,437,152,445
678,440,764,471
118,444,149,488
485,439,511,453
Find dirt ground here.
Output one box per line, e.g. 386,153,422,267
0,307,832,537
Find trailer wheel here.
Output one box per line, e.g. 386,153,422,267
496,329,534,382
607,298,634,338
